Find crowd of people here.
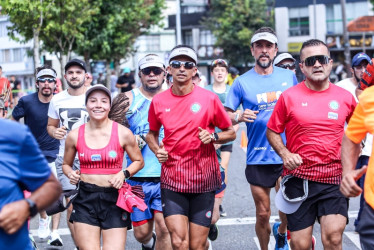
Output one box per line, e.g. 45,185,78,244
0,26,374,250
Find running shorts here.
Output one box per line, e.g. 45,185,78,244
245,164,283,188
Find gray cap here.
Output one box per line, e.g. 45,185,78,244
85,84,111,105
169,46,198,64
36,69,57,79
273,53,296,66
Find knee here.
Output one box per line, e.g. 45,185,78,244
171,236,188,249
322,231,342,248
156,224,170,239
290,238,311,250
256,210,270,223
133,229,150,243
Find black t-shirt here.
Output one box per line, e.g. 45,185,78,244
12,92,59,162
117,74,135,93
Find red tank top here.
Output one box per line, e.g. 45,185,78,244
77,122,124,174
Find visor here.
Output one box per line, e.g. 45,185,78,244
251,32,278,44
275,175,308,214
36,69,57,79
169,47,198,64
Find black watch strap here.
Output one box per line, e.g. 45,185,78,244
123,169,131,180
25,198,38,217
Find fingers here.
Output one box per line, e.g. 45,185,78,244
283,153,303,170
108,176,124,189
54,127,67,139
340,172,363,197
156,148,168,163
68,170,80,185
198,127,211,144
354,165,368,181
241,109,259,123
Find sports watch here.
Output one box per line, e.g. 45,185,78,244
123,169,131,181
25,198,38,217
210,132,219,142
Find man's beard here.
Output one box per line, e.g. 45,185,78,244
256,56,272,69
353,71,360,83
67,79,85,89
143,82,162,93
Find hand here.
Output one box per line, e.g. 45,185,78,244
340,166,367,197
282,152,303,171
0,200,29,234
53,126,67,140
68,170,80,185
358,58,374,90
109,171,125,189
198,127,212,144
240,109,259,123
156,141,168,163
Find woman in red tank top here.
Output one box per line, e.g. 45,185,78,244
62,85,144,250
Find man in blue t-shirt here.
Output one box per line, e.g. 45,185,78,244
0,119,61,250
225,27,297,250
12,65,60,241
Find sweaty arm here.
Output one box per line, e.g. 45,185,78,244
47,117,67,140
146,129,168,163
266,128,302,171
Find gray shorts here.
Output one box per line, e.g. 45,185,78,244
357,201,374,249
55,156,80,191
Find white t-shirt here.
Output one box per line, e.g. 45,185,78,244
336,78,372,157
48,90,89,156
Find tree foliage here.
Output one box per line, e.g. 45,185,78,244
203,0,273,66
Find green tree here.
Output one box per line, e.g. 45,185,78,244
203,0,273,67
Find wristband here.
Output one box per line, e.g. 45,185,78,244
234,113,240,123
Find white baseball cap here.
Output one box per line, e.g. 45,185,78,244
251,32,278,44
138,54,165,70
169,46,198,64
273,53,296,66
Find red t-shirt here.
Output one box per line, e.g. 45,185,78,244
267,81,356,184
148,85,232,193
0,77,11,107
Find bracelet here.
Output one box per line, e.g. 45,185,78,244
234,113,240,123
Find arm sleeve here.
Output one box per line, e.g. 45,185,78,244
345,103,367,144
47,98,58,119
224,78,242,111
267,94,287,133
18,127,51,191
148,100,162,131
11,97,25,121
213,95,232,129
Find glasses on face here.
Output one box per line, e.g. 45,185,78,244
211,59,228,67
37,77,56,83
302,55,330,67
141,67,164,76
277,62,296,70
170,60,196,70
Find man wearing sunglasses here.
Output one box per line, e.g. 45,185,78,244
267,39,357,250
147,45,236,250
274,53,297,74
12,65,60,242
225,27,297,250
109,54,171,250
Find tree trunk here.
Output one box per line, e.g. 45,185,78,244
33,31,40,69
105,60,111,89
57,54,68,89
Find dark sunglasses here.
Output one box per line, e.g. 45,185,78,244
37,77,56,83
141,67,164,76
302,55,330,67
211,59,228,67
277,63,296,70
170,60,196,69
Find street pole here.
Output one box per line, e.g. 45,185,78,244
341,0,351,77
176,0,182,45
313,0,317,38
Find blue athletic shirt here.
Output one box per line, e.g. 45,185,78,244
12,92,59,162
0,119,51,250
126,88,164,177
225,66,297,165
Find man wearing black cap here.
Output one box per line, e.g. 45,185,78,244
46,58,89,248
12,65,60,241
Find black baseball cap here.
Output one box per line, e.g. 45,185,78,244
65,59,87,73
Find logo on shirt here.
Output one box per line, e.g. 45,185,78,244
282,82,287,86
302,102,308,107
91,154,102,161
190,103,201,113
108,150,117,158
329,100,339,111
165,108,171,112
328,112,338,120
80,153,84,157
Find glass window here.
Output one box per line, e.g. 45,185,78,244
13,48,22,62
3,49,11,62
199,30,216,46
183,30,193,47
145,35,160,51
289,7,309,36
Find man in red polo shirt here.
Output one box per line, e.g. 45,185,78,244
147,45,236,249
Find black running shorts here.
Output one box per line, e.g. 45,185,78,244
245,164,283,188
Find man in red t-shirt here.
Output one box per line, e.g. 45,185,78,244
147,45,236,249
0,66,12,110
267,39,356,249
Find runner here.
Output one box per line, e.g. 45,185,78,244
109,54,172,250
273,53,297,74
147,45,236,249
267,39,356,249
224,27,297,250
12,65,60,240
47,58,89,248
63,84,144,250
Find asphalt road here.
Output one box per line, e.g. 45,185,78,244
30,125,362,250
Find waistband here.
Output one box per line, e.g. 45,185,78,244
129,177,160,183
79,181,118,193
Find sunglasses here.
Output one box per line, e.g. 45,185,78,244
212,59,228,67
277,63,296,70
302,55,330,67
37,77,56,83
141,67,164,76
170,60,196,69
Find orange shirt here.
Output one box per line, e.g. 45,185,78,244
345,85,374,209
0,77,11,107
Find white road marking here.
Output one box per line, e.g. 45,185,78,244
344,232,362,250
254,237,275,249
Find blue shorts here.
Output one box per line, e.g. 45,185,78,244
215,171,226,195
126,179,162,223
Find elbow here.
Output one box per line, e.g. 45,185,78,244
230,129,236,141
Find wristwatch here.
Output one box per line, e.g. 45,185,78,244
210,132,219,142
234,113,240,123
25,198,38,217
123,169,131,181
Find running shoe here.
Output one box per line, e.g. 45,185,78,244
208,224,219,241
272,222,289,250
141,231,156,250
29,234,38,250
37,216,51,239
311,235,316,250
207,239,213,250
219,205,227,217
48,231,63,247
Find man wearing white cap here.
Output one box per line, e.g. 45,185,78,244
225,27,297,250
147,45,236,249
12,65,60,241
274,53,297,74
110,54,171,250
